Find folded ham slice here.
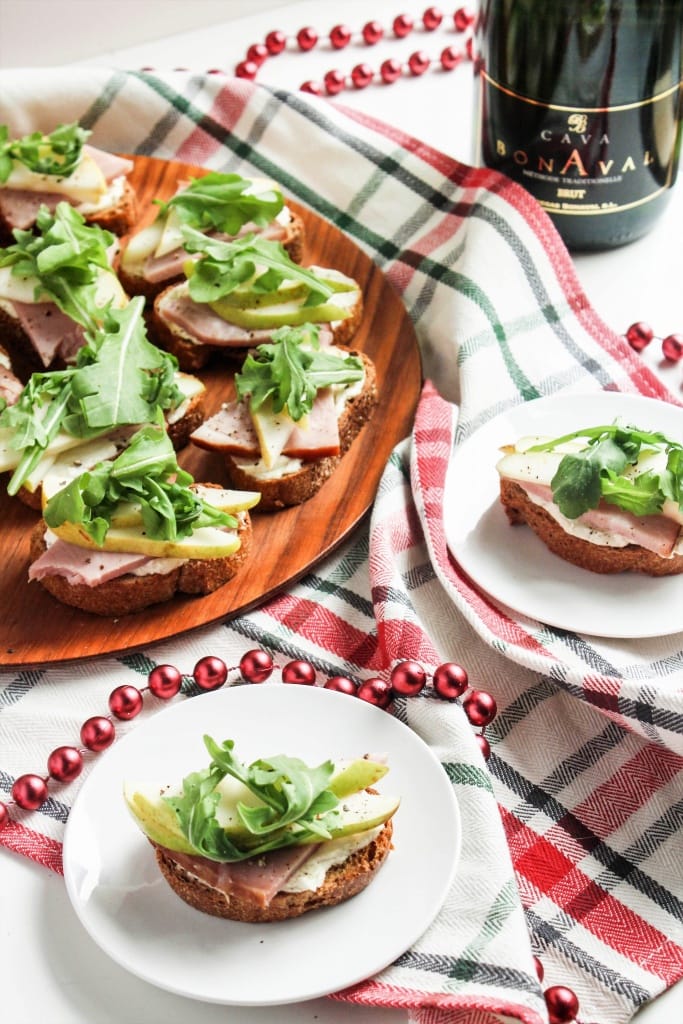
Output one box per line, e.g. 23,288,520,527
29,535,155,587
519,480,681,558
163,843,318,908
8,300,86,367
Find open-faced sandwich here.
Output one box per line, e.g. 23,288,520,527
497,421,683,575
151,231,363,371
0,122,136,242
0,201,128,378
0,297,205,509
190,322,378,509
118,171,305,301
28,415,259,615
124,734,397,922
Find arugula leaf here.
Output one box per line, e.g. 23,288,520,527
156,172,284,235
163,735,340,862
235,323,364,421
0,297,185,495
528,423,683,519
0,122,89,183
0,202,115,334
43,417,237,543
181,228,336,307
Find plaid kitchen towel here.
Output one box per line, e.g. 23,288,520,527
0,69,682,1024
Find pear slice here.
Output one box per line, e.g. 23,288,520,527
123,783,196,853
210,279,309,311
328,759,389,798
50,521,241,559
208,293,356,329
108,486,260,528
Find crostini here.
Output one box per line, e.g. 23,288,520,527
0,122,137,241
497,422,683,575
0,201,128,378
190,322,377,509
124,734,398,922
151,231,363,371
0,296,205,508
28,417,259,615
118,171,305,301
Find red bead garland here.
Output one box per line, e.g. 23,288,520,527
233,6,475,97
624,321,683,364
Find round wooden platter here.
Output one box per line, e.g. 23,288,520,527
0,156,422,668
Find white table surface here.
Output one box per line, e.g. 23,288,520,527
1,3,681,1022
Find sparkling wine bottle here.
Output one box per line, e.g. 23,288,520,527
474,0,683,250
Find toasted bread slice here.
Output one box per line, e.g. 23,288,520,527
152,817,393,923
500,478,683,576
0,179,138,247
118,210,306,303
212,352,377,510
28,508,252,616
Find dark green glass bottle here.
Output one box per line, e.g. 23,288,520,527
474,1,683,250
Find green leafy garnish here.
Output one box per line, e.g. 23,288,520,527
163,735,340,862
43,416,237,545
181,229,339,307
156,172,284,235
0,296,184,495
235,323,364,421
528,423,683,519
0,202,116,334
0,122,89,183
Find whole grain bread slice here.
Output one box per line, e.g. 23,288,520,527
28,508,252,616
500,477,683,576
152,818,393,923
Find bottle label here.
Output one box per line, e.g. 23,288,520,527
479,72,682,218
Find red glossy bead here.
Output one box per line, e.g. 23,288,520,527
463,690,497,726
0,802,8,829
625,321,654,351
330,24,352,49
47,746,83,783
239,648,274,683
247,42,269,66
454,7,475,31
301,80,324,95
12,774,48,811
324,69,347,95
148,663,183,700
390,660,427,696
80,716,115,752
108,684,144,720
440,45,463,70
393,14,414,38
235,60,259,80
193,656,228,691
533,956,545,982
362,20,384,45
324,675,358,695
351,63,374,89
662,333,683,362
423,6,444,30
357,677,393,708
297,26,318,51
380,58,403,84
476,733,491,760
544,985,580,1024
282,659,317,685
433,662,468,699
408,50,431,76
265,30,287,55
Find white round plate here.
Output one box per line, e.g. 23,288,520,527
443,392,683,638
63,683,460,1006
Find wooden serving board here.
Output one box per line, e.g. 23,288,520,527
0,156,422,667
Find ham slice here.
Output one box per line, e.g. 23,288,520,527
28,536,152,586
191,389,340,460
7,300,86,367
0,363,23,405
0,146,133,230
519,480,681,557
165,843,318,908
159,290,281,347
143,222,287,285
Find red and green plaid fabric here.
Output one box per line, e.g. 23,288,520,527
0,70,681,1024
